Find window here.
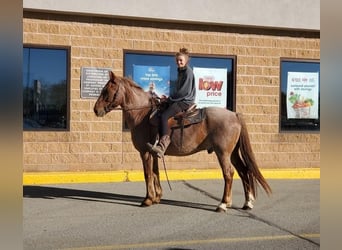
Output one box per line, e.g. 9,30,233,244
124,50,236,111
280,58,320,132
23,46,69,130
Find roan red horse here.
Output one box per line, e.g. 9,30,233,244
94,71,272,212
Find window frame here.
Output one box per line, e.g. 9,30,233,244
23,44,71,131
279,57,320,132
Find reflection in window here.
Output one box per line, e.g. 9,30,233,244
280,59,320,132
23,47,69,130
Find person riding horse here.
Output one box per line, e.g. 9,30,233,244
147,48,196,158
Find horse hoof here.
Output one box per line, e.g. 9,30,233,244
141,199,153,207
242,205,252,210
215,207,227,213
216,203,228,212
153,198,161,204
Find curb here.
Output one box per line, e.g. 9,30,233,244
23,168,320,185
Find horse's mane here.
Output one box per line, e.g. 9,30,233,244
118,76,148,102
122,76,144,90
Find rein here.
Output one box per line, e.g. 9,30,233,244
112,105,153,111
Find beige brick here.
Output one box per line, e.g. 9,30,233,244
103,49,121,60
58,132,81,142
91,59,113,68
91,122,112,131
31,132,59,142
48,143,70,153
49,34,71,45
92,143,113,152
71,100,91,111
80,47,103,58
262,67,279,77
210,45,227,54
24,33,49,44
24,143,48,153
246,66,263,75
236,36,255,46
69,143,91,153
70,122,91,131
23,132,36,142
80,132,103,142
79,153,103,164
51,153,80,164
122,153,141,163
92,37,113,48
71,36,93,47
254,37,273,47
101,132,122,142
152,41,174,52
23,22,38,32
218,35,237,45
38,23,59,34
133,40,153,50
59,24,81,35
191,44,211,54
102,153,123,163
281,48,297,57
72,58,92,68
114,39,133,49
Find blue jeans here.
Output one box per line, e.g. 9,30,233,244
159,102,190,136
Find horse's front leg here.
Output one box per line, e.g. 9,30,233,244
140,152,160,207
152,155,162,203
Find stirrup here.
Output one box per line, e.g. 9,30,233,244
146,139,159,153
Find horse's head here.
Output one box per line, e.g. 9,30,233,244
94,71,124,117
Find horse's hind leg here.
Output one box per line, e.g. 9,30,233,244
231,145,255,210
215,151,234,213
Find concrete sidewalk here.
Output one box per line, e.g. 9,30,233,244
23,168,320,185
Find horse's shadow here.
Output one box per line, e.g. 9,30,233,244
23,185,223,212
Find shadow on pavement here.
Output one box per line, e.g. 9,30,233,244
23,185,218,212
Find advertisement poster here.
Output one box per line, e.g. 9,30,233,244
286,72,319,119
133,65,170,97
193,67,227,108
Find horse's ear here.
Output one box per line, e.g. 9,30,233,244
109,71,115,82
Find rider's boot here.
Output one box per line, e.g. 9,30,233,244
147,135,170,158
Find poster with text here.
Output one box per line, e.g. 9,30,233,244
193,67,227,108
286,71,319,119
133,65,170,97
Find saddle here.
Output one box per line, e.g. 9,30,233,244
149,101,206,149
149,103,206,128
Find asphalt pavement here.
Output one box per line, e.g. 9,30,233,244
23,179,319,250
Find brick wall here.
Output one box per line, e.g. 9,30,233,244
23,12,320,172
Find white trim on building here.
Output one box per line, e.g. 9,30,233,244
23,0,319,31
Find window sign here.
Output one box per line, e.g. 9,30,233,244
133,65,170,97
286,72,319,119
193,67,227,108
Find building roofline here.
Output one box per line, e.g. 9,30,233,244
23,0,320,32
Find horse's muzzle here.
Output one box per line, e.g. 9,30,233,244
94,107,106,117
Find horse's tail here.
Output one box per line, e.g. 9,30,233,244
236,113,272,197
